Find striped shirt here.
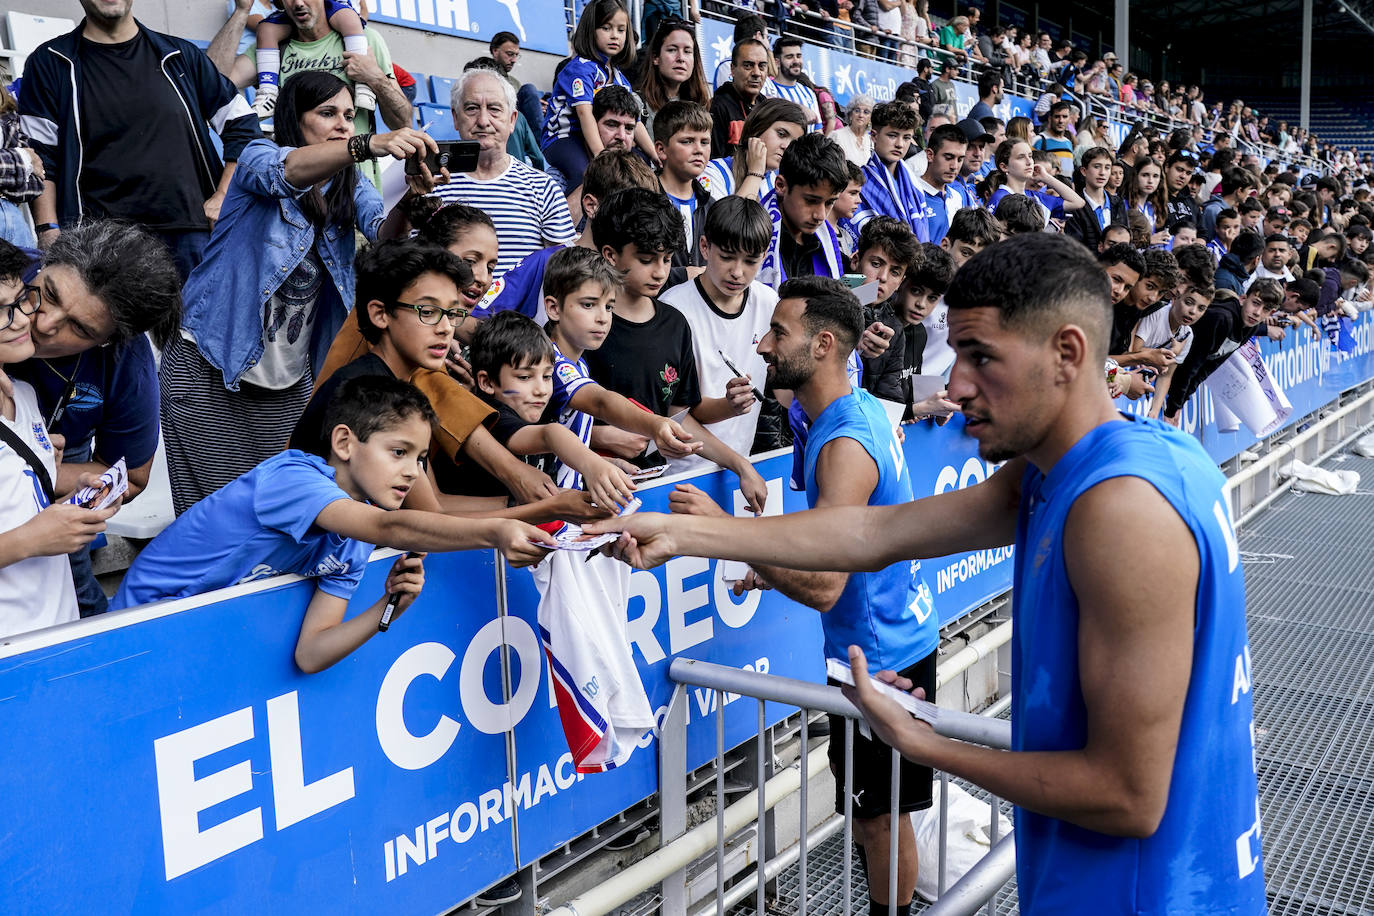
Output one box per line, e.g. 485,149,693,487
434,159,577,278
541,55,631,147
700,156,775,202
854,152,929,242
544,344,597,490
762,78,819,131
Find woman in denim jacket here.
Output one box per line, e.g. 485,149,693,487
162,70,444,515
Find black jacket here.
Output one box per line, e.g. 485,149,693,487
709,82,757,160
1165,297,1258,416
670,179,712,269
1064,191,1126,251
861,301,927,414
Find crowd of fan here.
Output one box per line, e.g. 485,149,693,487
2,0,1373,641
0,0,1371,907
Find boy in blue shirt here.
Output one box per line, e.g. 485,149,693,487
113,375,553,671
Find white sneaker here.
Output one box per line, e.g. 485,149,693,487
252,86,278,120
354,81,376,111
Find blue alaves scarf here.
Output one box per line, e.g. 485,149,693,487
758,188,844,289
853,152,930,243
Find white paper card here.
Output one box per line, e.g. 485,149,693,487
826,657,941,726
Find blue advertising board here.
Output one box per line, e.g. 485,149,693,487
369,0,570,56
0,550,516,914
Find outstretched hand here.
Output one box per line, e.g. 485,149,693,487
583,512,678,569
838,645,937,762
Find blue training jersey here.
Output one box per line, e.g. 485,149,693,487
474,244,565,324
541,55,630,148
1011,415,1266,915
802,387,938,671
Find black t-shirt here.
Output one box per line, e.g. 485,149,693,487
289,353,393,457
1110,299,1166,356
779,231,823,284
450,391,557,498
77,31,208,230
583,300,702,417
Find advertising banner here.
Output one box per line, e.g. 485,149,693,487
370,0,570,56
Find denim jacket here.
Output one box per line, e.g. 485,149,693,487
181,139,384,390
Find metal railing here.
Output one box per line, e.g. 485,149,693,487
548,658,1014,916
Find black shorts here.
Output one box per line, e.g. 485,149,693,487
827,650,937,820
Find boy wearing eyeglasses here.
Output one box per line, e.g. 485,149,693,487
291,240,600,524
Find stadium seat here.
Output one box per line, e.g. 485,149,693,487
408,71,432,105
417,102,459,140
429,75,455,108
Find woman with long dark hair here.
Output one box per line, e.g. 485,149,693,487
634,18,710,139
161,70,444,515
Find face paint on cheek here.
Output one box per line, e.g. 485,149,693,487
502,390,520,395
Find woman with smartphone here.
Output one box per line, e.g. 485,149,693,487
160,70,444,516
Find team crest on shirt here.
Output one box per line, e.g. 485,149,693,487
557,363,580,385
572,78,586,97
31,423,51,452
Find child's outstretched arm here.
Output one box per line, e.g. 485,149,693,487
316,500,554,565
295,553,425,673
678,412,768,515
568,383,702,459
506,422,638,511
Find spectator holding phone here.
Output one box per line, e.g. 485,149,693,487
160,71,445,517
0,239,121,639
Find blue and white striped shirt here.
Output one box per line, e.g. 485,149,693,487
700,156,775,202
541,55,631,147
434,160,578,278
854,152,929,242
545,344,597,490
762,78,819,132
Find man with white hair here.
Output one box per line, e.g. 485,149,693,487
434,69,576,277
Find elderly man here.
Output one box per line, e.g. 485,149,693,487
11,221,183,617
211,0,410,186
19,0,258,279
433,69,576,278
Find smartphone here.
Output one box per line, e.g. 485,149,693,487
841,273,867,289
406,140,480,176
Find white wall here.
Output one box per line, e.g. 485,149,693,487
0,0,564,93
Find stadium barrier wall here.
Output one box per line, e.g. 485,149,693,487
1,317,1370,913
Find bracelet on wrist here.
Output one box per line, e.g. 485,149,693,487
34,222,59,234
349,133,377,163
747,171,766,178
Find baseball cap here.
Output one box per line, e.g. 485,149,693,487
956,118,996,144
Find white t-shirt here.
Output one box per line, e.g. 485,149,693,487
1134,306,1194,364
921,300,956,377
1,380,79,638
660,278,778,474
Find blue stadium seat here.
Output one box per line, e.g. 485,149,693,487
417,102,459,140
429,75,455,108
408,71,432,106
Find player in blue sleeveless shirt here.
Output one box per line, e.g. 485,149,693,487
592,234,1266,915
645,276,937,916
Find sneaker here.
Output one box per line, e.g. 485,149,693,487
474,877,522,906
354,80,377,111
605,820,654,851
252,87,277,120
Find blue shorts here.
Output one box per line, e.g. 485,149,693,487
262,0,364,27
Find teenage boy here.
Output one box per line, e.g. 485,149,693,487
1200,167,1253,241
870,243,960,421
915,124,968,245
1033,101,1075,176
1238,198,1266,233
661,196,779,472
922,207,1004,376
831,163,866,259
1163,150,1201,229
292,241,598,523
1216,231,1264,296
853,217,923,402
853,102,929,242
1164,279,1284,424
471,150,660,330
1131,284,1216,418
953,119,993,206
758,133,852,288
1208,209,1241,267
653,101,715,267
586,189,768,509
1109,248,1182,398
113,374,555,671
669,276,941,916
1065,146,1126,251
539,245,701,490
466,310,638,509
